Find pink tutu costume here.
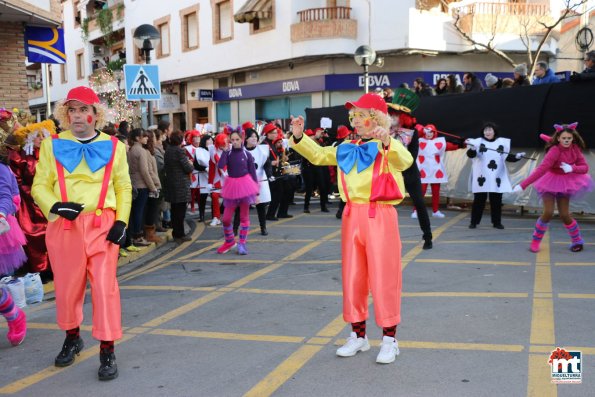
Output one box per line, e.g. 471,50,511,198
521,144,593,198
217,147,259,255
0,163,27,274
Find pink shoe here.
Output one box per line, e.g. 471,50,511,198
7,309,26,346
217,241,236,254
530,240,540,253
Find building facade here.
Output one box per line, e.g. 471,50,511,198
0,0,61,111
29,0,571,129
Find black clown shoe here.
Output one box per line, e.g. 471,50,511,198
54,337,84,367
98,350,118,381
423,239,433,250
260,227,268,236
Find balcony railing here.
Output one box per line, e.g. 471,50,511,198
297,6,351,22
453,2,550,18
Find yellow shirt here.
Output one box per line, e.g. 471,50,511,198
290,135,413,205
32,130,132,224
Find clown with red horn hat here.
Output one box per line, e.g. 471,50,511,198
31,86,132,380
290,92,413,365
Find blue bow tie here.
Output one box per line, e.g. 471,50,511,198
336,142,379,174
52,139,114,173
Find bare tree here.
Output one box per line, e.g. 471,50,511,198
451,0,590,78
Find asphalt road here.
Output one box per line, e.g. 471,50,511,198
1,200,593,397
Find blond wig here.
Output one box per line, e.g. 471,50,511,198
53,100,108,131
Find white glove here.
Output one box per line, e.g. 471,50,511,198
268,176,276,182
206,184,213,191
560,162,572,174
464,139,475,150
512,185,523,193
515,152,526,160
0,214,10,236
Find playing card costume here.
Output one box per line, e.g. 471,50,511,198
414,124,464,217
466,123,523,229
290,93,413,364
31,86,132,380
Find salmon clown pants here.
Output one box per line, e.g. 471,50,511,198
46,209,122,341
341,203,402,327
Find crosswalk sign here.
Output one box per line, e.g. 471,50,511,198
124,64,161,100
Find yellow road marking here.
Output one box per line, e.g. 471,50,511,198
402,213,466,270
142,292,225,328
403,292,528,298
558,293,595,299
315,314,346,338
334,339,525,352
0,334,135,394
237,288,341,297
554,262,595,266
527,354,557,397
117,222,208,282
415,259,531,266
120,285,217,292
307,337,332,345
441,240,520,244
530,345,595,355
243,345,323,397
197,239,317,243
227,230,342,289
181,259,275,264
528,232,556,397
150,329,304,344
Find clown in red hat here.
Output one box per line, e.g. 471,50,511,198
289,92,413,365
31,86,132,380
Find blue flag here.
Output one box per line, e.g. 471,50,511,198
25,26,66,64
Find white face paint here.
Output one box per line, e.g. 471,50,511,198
483,127,495,140
424,128,434,140
558,132,573,148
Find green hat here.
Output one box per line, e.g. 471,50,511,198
387,88,419,114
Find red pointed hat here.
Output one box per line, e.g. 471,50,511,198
65,86,100,105
242,121,254,131
345,93,387,114
304,129,315,136
336,125,351,139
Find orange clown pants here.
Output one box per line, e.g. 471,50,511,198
46,209,122,341
341,203,402,327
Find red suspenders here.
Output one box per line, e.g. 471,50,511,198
52,135,118,229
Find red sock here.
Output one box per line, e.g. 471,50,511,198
66,327,80,340
383,325,397,338
351,321,366,338
100,340,114,353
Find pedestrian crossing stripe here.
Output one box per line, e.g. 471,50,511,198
124,64,161,101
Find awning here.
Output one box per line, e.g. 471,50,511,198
234,0,272,23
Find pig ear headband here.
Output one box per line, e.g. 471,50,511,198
553,122,578,132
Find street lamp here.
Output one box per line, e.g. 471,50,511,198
354,45,384,93
354,45,376,93
133,24,160,128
